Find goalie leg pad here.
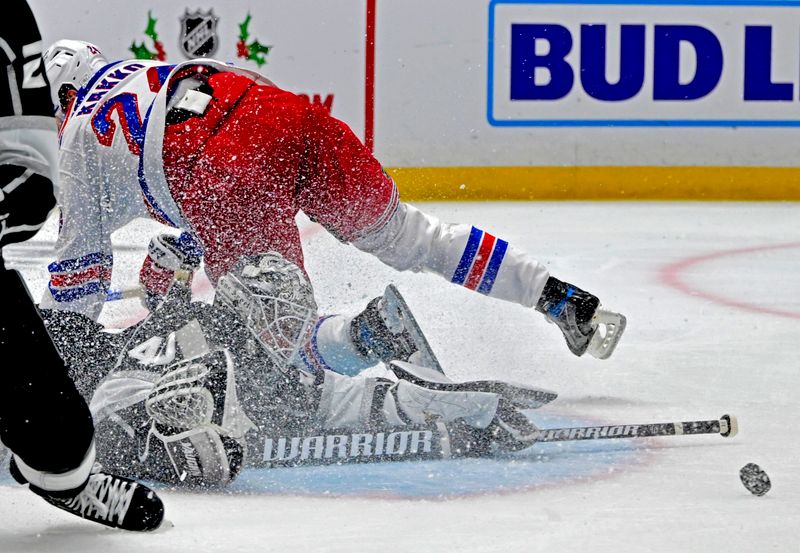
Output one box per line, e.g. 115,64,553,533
391,380,499,429
389,360,557,409
316,371,501,431
316,371,403,428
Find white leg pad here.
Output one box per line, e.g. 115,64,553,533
316,372,501,430
394,380,499,429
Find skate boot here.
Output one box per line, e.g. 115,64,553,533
350,284,444,373
10,459,165,532
535,276,626,359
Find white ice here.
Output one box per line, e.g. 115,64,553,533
0,201,797,552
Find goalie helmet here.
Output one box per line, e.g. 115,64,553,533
215,252,318,368
43,39,107,120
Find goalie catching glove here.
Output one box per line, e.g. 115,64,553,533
142,348,254,487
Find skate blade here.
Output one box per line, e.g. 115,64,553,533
586,309,627,360
384,284,445,374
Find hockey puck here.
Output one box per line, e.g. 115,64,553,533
739,463,771,496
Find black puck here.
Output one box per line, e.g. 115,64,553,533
739,463,771,496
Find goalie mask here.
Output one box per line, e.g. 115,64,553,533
43,39,107,121
215,252,318,368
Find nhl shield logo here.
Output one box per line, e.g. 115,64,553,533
179,9,219,58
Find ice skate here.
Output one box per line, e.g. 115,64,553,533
11,460,164,532
350,284,444,373
536,277,626,359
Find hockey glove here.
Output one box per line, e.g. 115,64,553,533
143,349,254,487
139,232,202,311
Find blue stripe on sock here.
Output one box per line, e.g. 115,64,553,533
308,315,334,371
48,252,112,273
452,227,483,285
477,239,508,295
49,281,105,303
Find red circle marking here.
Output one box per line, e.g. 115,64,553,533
659,242,800,320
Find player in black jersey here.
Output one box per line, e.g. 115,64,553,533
0,0,163,531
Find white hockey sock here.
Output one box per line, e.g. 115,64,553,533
296,315,375,376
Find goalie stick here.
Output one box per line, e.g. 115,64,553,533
251,414,737,468
532,414,738,443
106,287,142,301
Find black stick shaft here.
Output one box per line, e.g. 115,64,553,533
534,417,733,443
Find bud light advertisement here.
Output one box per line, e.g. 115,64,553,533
488,0,800,126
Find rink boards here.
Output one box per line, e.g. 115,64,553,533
27,0,800,200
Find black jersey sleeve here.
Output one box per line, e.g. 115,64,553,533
0,0,52,118
0,0,56,251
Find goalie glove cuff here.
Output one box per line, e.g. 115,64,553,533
145,423,245,487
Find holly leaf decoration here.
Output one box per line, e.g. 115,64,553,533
145,11,159,41
248,41,272,66
237,14,271,66
130,41,155,60
239,14,252,42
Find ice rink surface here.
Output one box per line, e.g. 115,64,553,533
0,201,797,552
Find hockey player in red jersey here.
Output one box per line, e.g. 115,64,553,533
40,40,625,384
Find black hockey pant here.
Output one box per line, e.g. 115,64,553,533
0,267,94,474
0,0,94,479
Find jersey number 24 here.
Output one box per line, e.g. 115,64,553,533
91,93,145,156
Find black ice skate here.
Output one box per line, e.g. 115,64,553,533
350,284,444,373
11,460,164,532
536,277,626,360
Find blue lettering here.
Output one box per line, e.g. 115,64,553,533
654,25,723,100
744,26,793,101
510,24,573,100
95,79,116,91
580,24,645,101
107,69,128,80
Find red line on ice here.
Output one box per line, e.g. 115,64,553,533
659,242,800,320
